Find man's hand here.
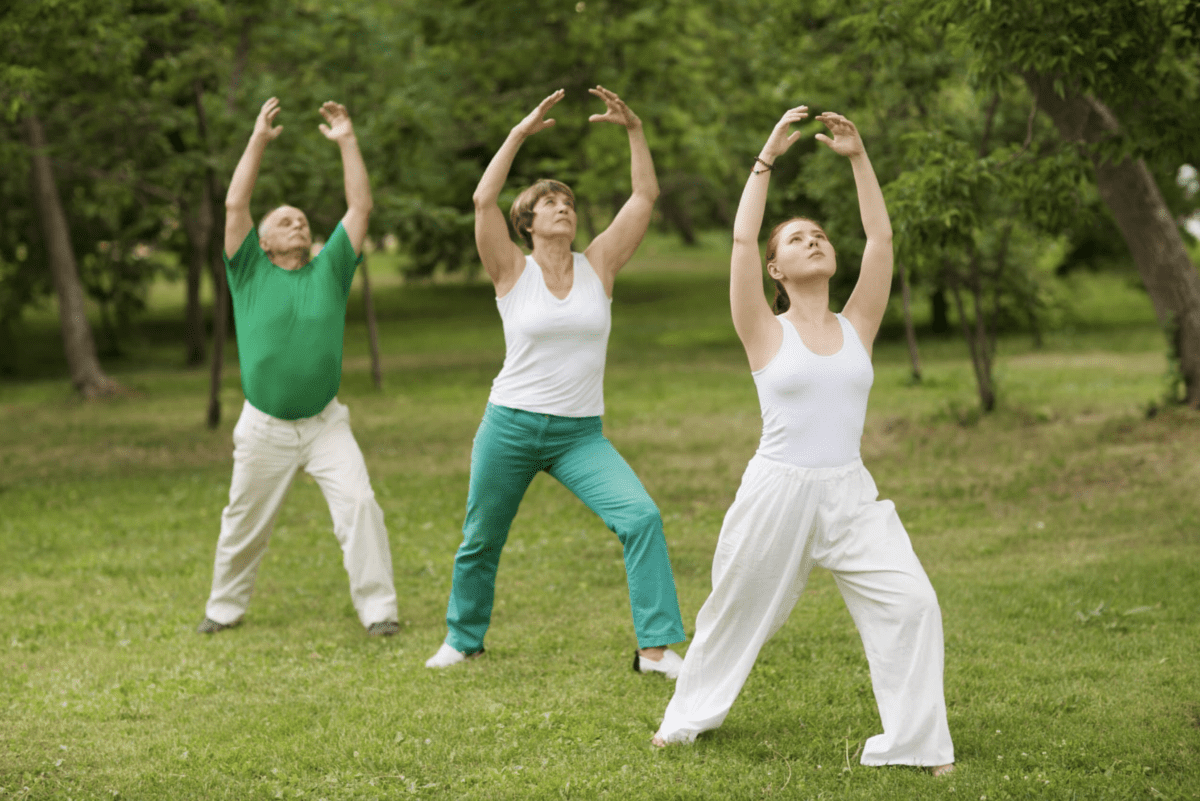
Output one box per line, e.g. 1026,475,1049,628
253,97,284,142
318,101,355,142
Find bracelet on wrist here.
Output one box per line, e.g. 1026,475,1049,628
752,156,774,175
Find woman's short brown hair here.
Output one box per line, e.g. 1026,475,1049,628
509,179,575,250
764,217,827,314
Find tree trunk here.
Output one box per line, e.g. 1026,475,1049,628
180,179,212,366
948,257,995,413
1026,72,1200,408
361,253,383,390
25,112,121,399
898,261,922,382
930,286,950,333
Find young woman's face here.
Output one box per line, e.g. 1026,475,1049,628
529,192,577,243
260,206,312,254
769,219,836,282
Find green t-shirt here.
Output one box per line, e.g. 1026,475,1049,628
225,222,361,420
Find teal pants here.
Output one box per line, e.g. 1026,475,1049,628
445,403,686,654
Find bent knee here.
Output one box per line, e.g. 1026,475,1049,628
615,501,663,539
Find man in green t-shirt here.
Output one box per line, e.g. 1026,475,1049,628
198,98,399,637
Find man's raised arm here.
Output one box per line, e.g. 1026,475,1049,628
225,97,283,257
319,101,372,256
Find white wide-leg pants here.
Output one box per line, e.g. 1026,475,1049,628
204,399,398,628
657,455,953,767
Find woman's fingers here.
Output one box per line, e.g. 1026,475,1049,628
538,89,566,113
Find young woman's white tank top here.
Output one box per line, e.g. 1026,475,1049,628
751,313,874,468
488,253,612,417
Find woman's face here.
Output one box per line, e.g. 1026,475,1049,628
768,219,836,283
528,192,577,243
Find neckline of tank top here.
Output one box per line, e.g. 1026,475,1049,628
779,313,858,359
530,252,582,303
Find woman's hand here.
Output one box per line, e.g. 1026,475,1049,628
758,105,808,164
514,89,566,138
318,101,355,142
588,85,641,130
815,112,865,158
252,97,284,142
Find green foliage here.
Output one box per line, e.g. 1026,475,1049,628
1,256,1198,799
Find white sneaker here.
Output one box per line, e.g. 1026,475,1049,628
634,647,684,679
424,642,484,668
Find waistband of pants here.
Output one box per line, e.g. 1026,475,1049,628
748,453,865,482
485,402,601,425
242,397,339,426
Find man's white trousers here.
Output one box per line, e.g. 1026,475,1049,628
657,455,954,766
204,399,398,628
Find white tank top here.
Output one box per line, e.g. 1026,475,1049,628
752,313,874,468
488,253,612,417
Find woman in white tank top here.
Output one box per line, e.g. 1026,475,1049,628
653,107,955,777
425,87,687,677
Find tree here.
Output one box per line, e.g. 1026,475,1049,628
0,0,142,396
926,0,1200,407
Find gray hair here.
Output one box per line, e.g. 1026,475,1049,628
258,206,289,241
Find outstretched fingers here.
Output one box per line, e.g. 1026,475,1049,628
761,105,809,160
588,85,639,128
814,112,864,156
256,97,283,140
517,89,566,136
318,101,354,140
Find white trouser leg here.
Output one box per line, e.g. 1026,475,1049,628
656,457,829,743
302,400,398,627
815,467,954,767
205,401,301,625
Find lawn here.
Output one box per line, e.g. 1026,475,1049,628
1,234,1198,800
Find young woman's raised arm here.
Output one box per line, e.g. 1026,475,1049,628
473,90,564,293
818,113,893,353
225,98,283,257
583,87,659,293
731,106,808,371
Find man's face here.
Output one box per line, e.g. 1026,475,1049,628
260,206,312,254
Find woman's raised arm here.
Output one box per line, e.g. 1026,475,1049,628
583,87,659,292
731,106,808,370
817,113,893,352
473,90,565,290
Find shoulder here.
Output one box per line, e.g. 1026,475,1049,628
318,223,362,267
226,227,268,273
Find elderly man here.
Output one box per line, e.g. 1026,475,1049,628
197,97,398,636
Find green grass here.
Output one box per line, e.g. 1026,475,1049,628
2,235,1198,800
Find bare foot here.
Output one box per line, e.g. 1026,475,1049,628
932,763,955,777
650,736,666,748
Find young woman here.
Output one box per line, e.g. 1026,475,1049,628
652,106,954,775
425,87,686,676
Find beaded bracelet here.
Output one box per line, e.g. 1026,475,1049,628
752,156,774,175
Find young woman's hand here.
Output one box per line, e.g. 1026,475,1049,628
759,105,809,164
815,112,865,158
514,89,566,138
